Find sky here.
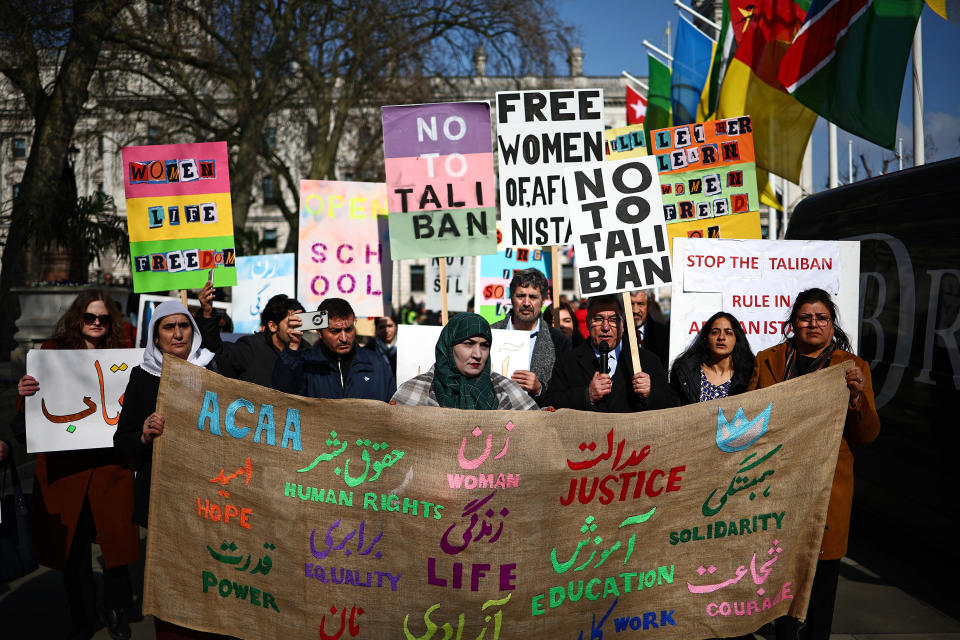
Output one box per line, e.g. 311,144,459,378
555,0,960,194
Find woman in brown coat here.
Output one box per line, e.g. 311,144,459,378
748,288,880,640
17,290,140,640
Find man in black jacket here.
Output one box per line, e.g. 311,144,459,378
540,294,677,412
490,268,571,398
211,294,304,387
630,289,669,369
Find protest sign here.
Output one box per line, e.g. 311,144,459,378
394,325,531,386
382,101,497,260
298,180,386,317
565,156,671,296
648,118,762,248
669,238,859,365
604,123,647,160
136,295,232,349
474,225,553,324
145,355,853,639
233,254,295,334
497,89,605,247
426,257,471,312
25,349,144,452
122,142,237,293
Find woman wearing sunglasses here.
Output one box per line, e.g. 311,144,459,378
16,290,139,640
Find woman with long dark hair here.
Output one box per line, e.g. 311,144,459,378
749,288,880,640
16,290,139,640
670,311,754,404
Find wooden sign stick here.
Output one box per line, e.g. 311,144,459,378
621,291,642,374
439,258,449,325
550,245,561,326
179,289,188,307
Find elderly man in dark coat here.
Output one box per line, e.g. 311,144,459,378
540,294,677,412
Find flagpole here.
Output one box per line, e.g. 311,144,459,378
621,71,649,92
912,15,924,166
828,122,839,188
642,40,674,66
673,0,721,33
848,140,853,183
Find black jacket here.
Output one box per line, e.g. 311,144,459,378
539,339,678,412
113,366,161,527
670,356,750,405
638,317,669,371
212,331,281,388
272,343,396,402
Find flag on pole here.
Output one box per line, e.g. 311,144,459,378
671,16,716,125
626,84,647,125
715,0,818,184
700,0,737,120
778,0,924,149
645,54,672,149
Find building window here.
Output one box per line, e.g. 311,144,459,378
264,127,276,149
97,182,104,194
262,175,276,204
147,126,160,145
562,264,575,291
262,228,278,249
410,265,425,292
12,138,26,158
98,135,104,156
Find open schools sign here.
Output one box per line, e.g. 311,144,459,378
144,356,852,639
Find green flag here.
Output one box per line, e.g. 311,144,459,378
645,54,672,149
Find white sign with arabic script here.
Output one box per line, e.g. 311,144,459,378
233,253,296,334
25,348,144,452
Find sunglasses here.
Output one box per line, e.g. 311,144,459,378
82,313,112,326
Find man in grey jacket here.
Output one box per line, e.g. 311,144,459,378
491,268,571,397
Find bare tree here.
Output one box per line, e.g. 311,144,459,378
0,0,128,357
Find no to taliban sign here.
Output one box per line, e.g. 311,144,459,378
145,356,852,639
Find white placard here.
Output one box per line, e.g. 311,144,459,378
496,89,605,247
233,254,296,334
25,349,144,452
669,238,860,367
426,256,471,312
136,294,232,348
682,237,840,293
395,325,531,387
565,155,671,296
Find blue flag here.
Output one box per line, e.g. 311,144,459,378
670,16,714,125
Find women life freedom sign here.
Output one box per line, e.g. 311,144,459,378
298,181,386,317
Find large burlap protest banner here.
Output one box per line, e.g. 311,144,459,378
145,356,851,639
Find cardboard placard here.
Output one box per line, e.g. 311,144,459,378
648,118,762,247
298,180,386,317
566,156,672,296
233,254,296,334
474,225,553,324
496,89,605,248
122,142,237,293
25,349,144,452
382,101,497,260
669,238,858,365
426,257,471,313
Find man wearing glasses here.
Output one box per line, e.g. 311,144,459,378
539,294,677,412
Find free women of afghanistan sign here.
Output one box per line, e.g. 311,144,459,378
146,357,851,639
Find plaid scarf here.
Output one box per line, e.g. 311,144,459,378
782,338,836,380
432,313,499,411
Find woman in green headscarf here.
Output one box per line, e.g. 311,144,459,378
391,313,538,410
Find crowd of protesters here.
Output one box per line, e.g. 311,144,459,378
2,269,879,640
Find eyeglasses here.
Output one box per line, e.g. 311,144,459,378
796,314,831,327
589,314,620,327
82,313,111,326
